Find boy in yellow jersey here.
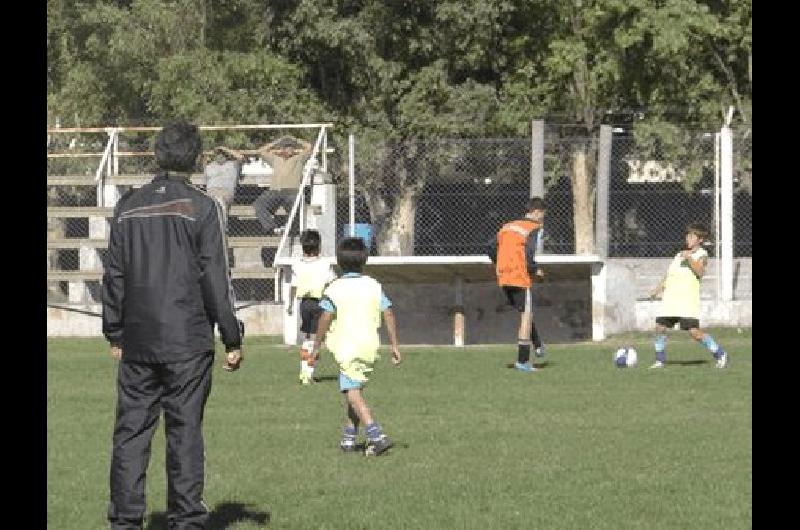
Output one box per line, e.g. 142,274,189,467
286,230,337,384
648,222,728,369
311,237,402,456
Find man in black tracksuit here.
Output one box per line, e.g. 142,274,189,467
102,120,244,529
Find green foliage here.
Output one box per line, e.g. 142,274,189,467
48,0,751,137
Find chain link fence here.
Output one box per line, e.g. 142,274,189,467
733,129,752,257
542,127,599,254
607,130,716,257
47,124,751,304
347,138,540,256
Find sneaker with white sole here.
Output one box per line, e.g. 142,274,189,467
340,439,358,452
365,435,394,456
514,361,537,373
649,361,665,369
715,351,728,369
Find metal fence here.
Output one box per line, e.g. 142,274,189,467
47,123,752,305
46,125,330,305
607,131,716,257
347,138,538,256
733,129,752,257
606,128,751,258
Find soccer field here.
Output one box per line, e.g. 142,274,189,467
47,329,751,529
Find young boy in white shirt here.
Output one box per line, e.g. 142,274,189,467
286,230,337,384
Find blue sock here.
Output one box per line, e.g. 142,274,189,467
655,334,667,363
365,423,383,441
701,334,723,359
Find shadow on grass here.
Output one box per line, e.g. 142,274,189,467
342,441,409,455
665,359,710,366
505,361,553,369
311,374,339,383
146,501,270,529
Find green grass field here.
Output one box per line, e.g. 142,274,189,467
47,329,751,529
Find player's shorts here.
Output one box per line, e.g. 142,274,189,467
656,316,700,330
502,286,532,313
299,297,323,334
339,372,364,392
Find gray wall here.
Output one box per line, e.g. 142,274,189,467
47,258,751,341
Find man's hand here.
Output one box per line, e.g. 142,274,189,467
110,345,122,360
390,346,402,366
223,349,243,372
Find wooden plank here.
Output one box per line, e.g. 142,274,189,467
49,174,270,192
47,205,258,219
229,236,280,247
47,207,113,218
47,239,108,249
47,268,277,281
47,271,104,281
47,123,333,133
231,269,277,279
47,175,98,185
229,205,257,217
46,236,279,249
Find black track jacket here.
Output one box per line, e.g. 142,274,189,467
102,173,242,362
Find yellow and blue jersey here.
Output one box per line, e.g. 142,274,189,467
319,273,391,382
660,247,708,319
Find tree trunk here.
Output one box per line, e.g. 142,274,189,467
374,189,416,255
571,144,595,254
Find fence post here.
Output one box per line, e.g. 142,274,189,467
531,120,545,252
595,125,612,258
530,120,544,198
349,133,355,237
720,118,734,302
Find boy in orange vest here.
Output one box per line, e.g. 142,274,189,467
487,197,546,372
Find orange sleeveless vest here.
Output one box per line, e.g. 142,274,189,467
496,219,541,288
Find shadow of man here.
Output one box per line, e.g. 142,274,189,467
146,501,270,529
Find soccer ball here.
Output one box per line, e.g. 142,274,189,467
614,346,638,368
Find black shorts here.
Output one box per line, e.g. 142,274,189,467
656,316,700,330
502,286,532,313
299,297,323,334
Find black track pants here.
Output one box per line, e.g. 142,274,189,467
108,352,213,530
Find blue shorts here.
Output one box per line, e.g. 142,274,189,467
339,372,365,393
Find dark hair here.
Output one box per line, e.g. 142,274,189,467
336,237,368,273
300,229,321,255
154,119,202,172
686,222,709,240
527,197,546,212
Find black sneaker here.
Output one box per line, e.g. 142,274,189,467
365,435,393,456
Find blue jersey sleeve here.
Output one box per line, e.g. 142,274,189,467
319,296,335,313
380,291,391,311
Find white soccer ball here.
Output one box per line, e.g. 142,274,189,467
614,346,638,368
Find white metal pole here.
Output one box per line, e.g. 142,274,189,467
714,132,721,302
322,126,328,173
720,125,734,302
349,134,355,237
113,128,119,176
